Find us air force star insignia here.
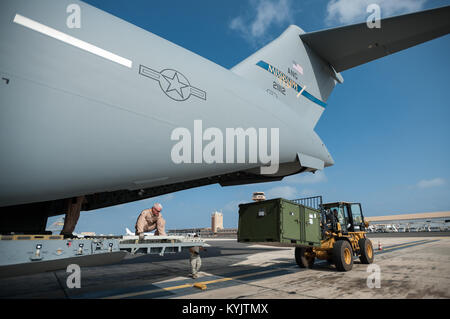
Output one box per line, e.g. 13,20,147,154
163,72,188,99
139,65,207,101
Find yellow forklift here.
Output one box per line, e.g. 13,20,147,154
292,197,374,271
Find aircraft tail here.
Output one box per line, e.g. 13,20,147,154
231,25,340,130
231,5,450,129
125,228,135,236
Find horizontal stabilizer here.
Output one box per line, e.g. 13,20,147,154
300,6,450,72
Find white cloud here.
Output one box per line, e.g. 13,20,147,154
326,0,427,25
229,0,294,45
416,178,446,189
222,199,247,213
265,186,300,199
284,170,327,184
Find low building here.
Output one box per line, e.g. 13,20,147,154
167,210,237,237
167,227,237,238
214,228,237,237
365,211,450,232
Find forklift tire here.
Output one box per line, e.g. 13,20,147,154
295,247,315,268
333,240,353,271
359,238,374,264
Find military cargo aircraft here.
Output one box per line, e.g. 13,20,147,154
0,0,449,234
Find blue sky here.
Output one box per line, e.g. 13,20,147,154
48,0,450,234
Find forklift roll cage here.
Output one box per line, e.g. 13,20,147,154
291,196,367,236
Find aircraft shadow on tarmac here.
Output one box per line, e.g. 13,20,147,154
271,257,346,273
119,243,282,264
1,244,368,298
109,242,344,291
4,239,376,299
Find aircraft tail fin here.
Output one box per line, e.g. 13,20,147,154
231,25,339,130
231,6,450,129
125,228,135,236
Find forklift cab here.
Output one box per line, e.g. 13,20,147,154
322,202,366,233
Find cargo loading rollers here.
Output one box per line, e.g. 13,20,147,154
0,234,208,278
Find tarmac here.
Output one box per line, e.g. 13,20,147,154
0,235,449,299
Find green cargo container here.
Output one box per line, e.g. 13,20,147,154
238,198,322,247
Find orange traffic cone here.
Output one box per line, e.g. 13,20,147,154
378,241,382,251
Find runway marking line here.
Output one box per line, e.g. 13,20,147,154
101,239,439,299
373,239,439,254
103,268,286,299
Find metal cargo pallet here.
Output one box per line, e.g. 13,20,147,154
0,235,208,278
0,234,64,240
118,236,208,255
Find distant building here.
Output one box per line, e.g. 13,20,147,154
211,211,223,233
167,227,237,238
167,227,209,236
214,228,237,237
365,211,450,232
167,210,237,238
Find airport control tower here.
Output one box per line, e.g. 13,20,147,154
211,211,223,233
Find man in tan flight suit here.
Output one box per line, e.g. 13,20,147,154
135,203,167,239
